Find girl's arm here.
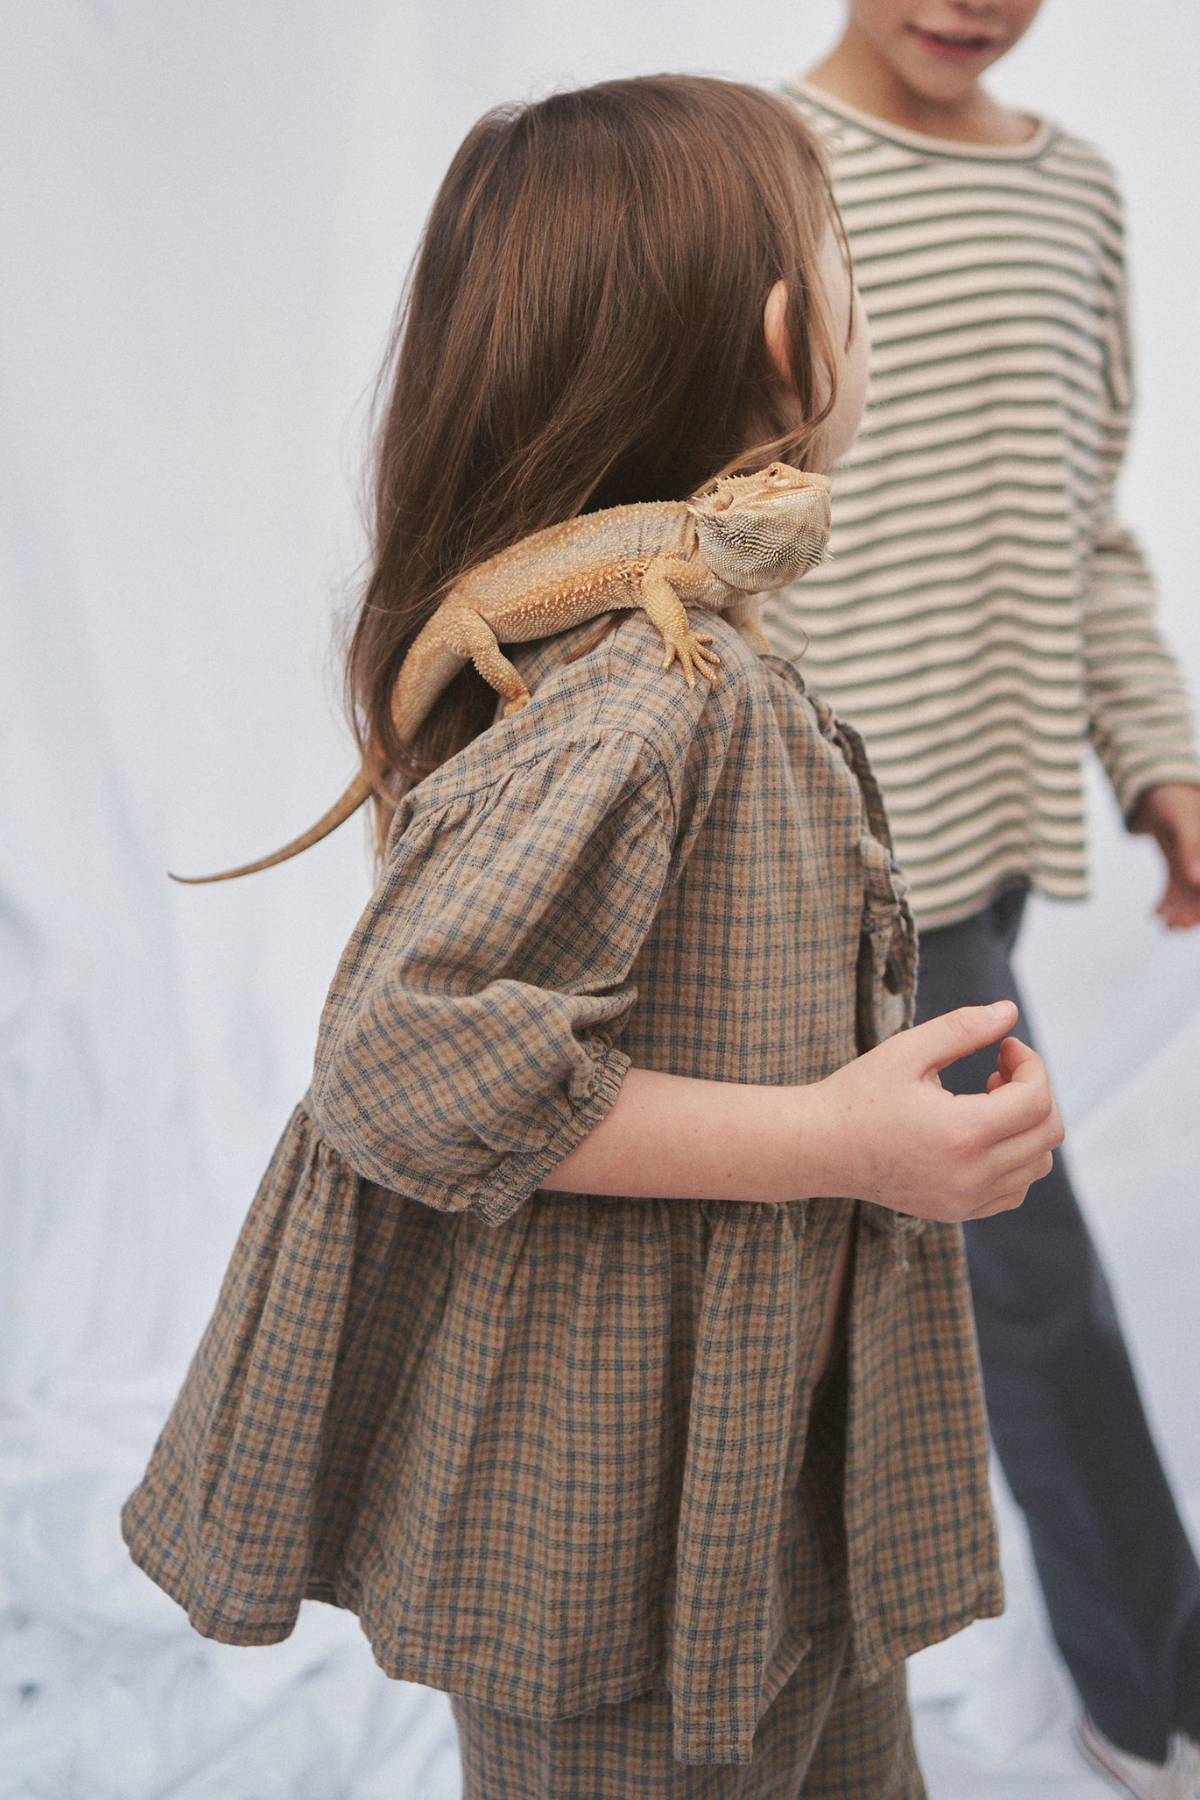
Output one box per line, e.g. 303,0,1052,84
548,1001,1062,1224
312,728,1059,1230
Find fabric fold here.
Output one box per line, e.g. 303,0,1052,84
122,1104,361,1642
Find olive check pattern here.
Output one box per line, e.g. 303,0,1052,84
123,612,999,1768
451,1354,927,1797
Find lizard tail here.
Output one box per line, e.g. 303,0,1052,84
168,769,375,884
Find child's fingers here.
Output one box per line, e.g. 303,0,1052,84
1003,1043,1064,1150
977,1122,1058,1188
897,1003,1019,1080
1003,1037,1050,1079
964,1140,1058,1215
994,1034,1038,1080
900,1119,1057,1221
963,1184,1034,1219
986,1036,1034,1091
972,1039,1063,1156
955,1065,1056,1146
993,1036,1043,1087
961,1083,1063,1214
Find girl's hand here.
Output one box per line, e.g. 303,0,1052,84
804,1002,1063,1222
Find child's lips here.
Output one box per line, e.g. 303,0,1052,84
909,25,999,61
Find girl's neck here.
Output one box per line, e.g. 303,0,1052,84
806,31,1036,147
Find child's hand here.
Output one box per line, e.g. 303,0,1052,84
806,1002,1063,1223
1130,781,1200,930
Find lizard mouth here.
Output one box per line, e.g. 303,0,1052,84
689,464,826,515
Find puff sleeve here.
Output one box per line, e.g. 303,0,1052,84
309,730,676,1223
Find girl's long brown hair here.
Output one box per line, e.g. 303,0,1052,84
348,76,847,842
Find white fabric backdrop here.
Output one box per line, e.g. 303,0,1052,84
1,5,1196,1795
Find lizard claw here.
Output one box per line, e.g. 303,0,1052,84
660,631,721,689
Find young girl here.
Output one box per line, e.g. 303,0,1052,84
123,76,1061,1799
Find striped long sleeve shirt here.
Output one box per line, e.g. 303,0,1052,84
763,82,1200,928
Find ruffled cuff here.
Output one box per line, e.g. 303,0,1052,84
326,1040,632,1228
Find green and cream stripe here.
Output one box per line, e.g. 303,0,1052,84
763,82,1200,928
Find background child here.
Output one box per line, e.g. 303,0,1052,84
765,5,1200,1795
122,76,1061,1799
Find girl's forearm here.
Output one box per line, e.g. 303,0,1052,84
547,1067,820,1202
546,1007,1064,1223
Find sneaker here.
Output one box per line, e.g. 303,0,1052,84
1076,1713,1200,1800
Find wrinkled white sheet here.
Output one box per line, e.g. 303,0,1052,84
2,4,1197,1795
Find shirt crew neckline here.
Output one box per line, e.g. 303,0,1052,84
786,77,1058,163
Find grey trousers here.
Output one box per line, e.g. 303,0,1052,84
916,883,1200,1762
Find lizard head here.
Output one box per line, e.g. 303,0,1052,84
686,463,832,592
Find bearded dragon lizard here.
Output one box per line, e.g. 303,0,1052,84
171,463,830,882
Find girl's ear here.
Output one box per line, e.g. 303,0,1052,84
764,280,792,385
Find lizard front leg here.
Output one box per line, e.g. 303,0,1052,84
440,604,534,717
639,557,722,690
